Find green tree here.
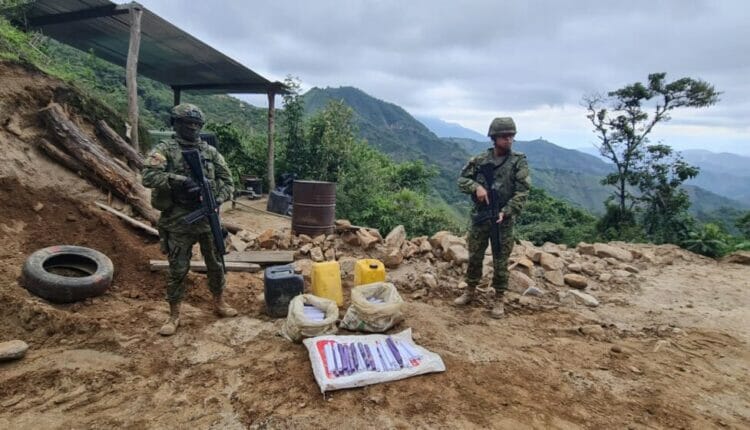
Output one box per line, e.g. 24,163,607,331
584,73,720,222
636,144,698,244
736,212,750,239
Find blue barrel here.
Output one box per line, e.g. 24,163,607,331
264,264,304,317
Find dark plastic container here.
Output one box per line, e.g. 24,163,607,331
264,264,304,317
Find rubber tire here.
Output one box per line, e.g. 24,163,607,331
21,245,114,304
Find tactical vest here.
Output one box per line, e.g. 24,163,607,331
150,138,220,211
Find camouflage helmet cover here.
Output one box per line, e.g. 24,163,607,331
487,117,517,137
171,103,205,124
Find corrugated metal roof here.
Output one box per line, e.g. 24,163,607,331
14,0,287,94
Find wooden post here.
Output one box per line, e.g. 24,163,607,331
267,90,276,191
173,87,181,105
126,3,143,151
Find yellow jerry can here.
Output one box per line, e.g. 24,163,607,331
311,261,343,306
353,259,386,286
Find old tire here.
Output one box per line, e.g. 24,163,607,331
21,245,114,303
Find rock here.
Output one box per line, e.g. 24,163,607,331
569,290,600,307
299,243,313,254
516,256,535,270
564,274,588,289
402,241,419,259
579,324,605,337
33,202,44,212
237,229,257,243
385,225,407,249
611,345,623,353
339,257,357,279
577,242,595,256
509,270,535,293
724,251,750,265
298,234,313,244
543,269,565,286
383,248,404,268
594,243,633,262
567,263,582,273
341,231,360,246
335,219,352,229
324,248,336,261
439,234,465,254
445,245,469,264
66,213,77,222
0,340,29,362
258,229,277,249
356,229,379,249
581,262,599,277
522,286,545,297
310,247,325,262
429,231,451,250
526,248,543,263
611,269,633,278
620,264,640,274
229,235,248,253
557,291,576,306
539,252,564,271
312,234,326,246
421,273,438,289
598,273,613,283
542,242,563,256
412,289,427,300
366,228,384,242
419,240,433,253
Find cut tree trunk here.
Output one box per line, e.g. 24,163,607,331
40,103,158,224
96,120,144,170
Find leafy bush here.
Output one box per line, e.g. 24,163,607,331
681,223,730,258
516,188,599,246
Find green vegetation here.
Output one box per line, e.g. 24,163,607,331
515,188,598,247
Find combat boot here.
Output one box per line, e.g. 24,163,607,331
213,293,238,318
159,302,181,336
453,287,475,306
490,291,506,318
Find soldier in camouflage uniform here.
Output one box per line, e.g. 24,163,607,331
455,117,530,318
142,103,237,336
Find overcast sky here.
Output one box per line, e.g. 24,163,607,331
134,0,750,155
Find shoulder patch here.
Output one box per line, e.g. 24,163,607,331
145,151,167,167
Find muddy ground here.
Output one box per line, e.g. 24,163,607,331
1,60,748,429
0,176,748,430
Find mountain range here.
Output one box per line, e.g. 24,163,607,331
301,86,749,226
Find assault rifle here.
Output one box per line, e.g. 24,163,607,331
182,149,226,272
472,160,507,259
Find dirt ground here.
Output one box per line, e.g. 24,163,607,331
1,60,749,429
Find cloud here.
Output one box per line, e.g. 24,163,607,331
134,0,750,154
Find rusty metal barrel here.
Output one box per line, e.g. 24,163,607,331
292,180,336,236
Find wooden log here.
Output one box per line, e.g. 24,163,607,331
148,260,261,273
126,4,143,151
40,103,158,224
95,202,158,237
36,138,111,191
225,250,294,264
266,91,276,191
96,120,144,170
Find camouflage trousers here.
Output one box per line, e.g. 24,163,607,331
164,230,225,304
465,221,515,295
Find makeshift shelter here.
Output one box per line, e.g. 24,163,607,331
10,0,287,189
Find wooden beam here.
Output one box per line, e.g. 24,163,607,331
96,120,144,170
173,87,181,105
126,4,143,152
95,202,159,237
267,91,276,191
225,251,294,264
26,4,130,27
149,260,261,273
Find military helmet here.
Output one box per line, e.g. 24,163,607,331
487,117,517,137
171,103,205,125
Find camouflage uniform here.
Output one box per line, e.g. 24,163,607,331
142,128,233,305
457,119,530,297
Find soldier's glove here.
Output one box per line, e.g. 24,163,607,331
181,177,201,202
